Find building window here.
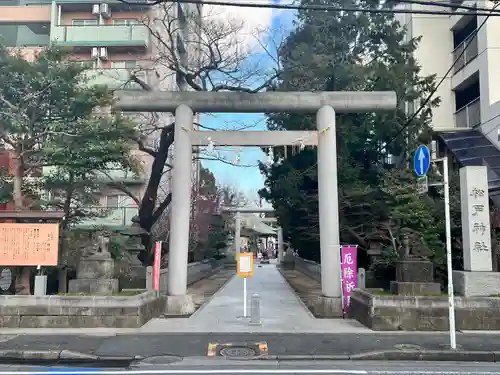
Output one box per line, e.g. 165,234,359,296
112,19,138,26
72,19,99,26
106,195,119,208
112,60,137,69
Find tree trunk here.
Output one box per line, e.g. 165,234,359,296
12,151,23,210
57,174,73,294
14,267,31,295
12,151,32,294
58,268,68,293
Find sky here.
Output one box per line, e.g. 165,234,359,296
199,0,297,202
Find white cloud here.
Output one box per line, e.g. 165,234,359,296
203,0,276,51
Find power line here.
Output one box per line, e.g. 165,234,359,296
117,0,500,16
377,2,500,157
395,0,500,13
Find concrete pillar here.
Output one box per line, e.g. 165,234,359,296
235,211,241,253
146,266,153,290
277,227,284,263
357,268,366,290
165,104,195,314
315,105,343,317
34,275,47,296
453,166,500,296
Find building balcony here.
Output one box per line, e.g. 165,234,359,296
94,169,146,184
50,25,149,48
74,206,138,230
454,97,481,128
83,68,148,90
43,167,145,184
453,32,478,74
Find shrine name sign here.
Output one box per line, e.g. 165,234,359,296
0,223,59,266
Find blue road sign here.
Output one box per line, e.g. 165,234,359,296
414,145,431,177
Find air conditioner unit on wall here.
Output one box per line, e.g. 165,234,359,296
92,4,100,15
100,3,111,18
99,47,108,60
91,47,99,59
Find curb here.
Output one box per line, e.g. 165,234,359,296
257,350,500,362
0,350,139,367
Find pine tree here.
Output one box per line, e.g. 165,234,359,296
260,0,440,261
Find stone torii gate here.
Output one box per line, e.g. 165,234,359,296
222,206,278,257
115,91,396,317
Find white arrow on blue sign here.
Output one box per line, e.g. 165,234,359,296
414,145,431,177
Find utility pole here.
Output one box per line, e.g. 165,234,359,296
430,140,457,350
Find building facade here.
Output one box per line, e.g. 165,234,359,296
0,0,202,233
397,1,500,203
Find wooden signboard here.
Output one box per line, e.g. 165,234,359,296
0,223,59,266
237,252,254,278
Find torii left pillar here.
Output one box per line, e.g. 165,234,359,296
115,91,397,316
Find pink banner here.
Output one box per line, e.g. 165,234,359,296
153,241,162,292
340,245,358,310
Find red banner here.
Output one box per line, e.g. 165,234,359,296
153,241,161,291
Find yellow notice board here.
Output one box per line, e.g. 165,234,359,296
237,252,254,278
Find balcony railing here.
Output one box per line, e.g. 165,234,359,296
50,25,149,48
83,69,148,90
74,206,138,229
453,32,478,73
454,97,481,128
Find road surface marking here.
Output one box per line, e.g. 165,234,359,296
5,370,500,375
207,342,217,356
371,372,500,375
0,370,369,375
258,342,268,355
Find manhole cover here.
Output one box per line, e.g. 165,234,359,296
219,346,257,358
394,344,423,351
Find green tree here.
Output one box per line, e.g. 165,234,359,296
259,0,440,263
112,3,281,265
0,44,135,293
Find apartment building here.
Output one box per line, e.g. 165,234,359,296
398,1,500,203
0,0,202,233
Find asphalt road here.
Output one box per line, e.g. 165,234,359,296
2,360,500,374
4,333,500,357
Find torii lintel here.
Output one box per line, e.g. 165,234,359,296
114,91,397,113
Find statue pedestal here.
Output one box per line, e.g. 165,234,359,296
281,251,295,270
68,253,119,295
390,260,440,296
119,239,147,289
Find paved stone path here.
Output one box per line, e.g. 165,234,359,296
140,263,369,333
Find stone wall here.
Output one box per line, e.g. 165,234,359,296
0,291,164,328
294,256,321,282
154,259,223,293
292,256,366,288
350,289,500,331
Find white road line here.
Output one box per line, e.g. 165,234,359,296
371,372,500,375
0,370,369,375
3,370,500,375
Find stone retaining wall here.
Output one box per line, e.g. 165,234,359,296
292,256,366,287
0,291,164,328
350,289,500,330
154,259,223,293
294,256,321,282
